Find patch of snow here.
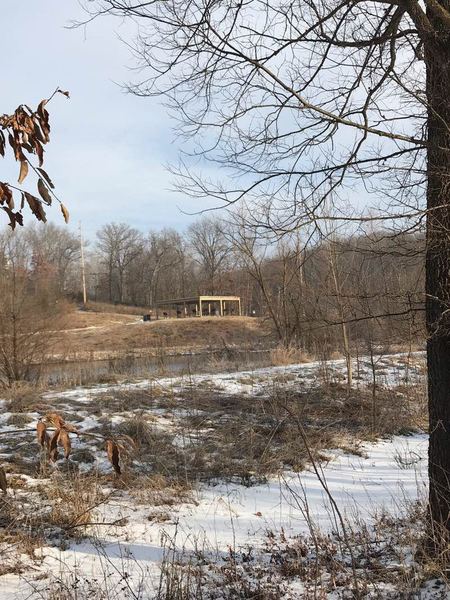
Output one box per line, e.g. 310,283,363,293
44,351,425,405
1,434,428,599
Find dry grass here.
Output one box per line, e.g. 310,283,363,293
0,366,426,489
0,471,109,568
3,381,48,413
93,379,426,487
0,356,428,596
22,497,448,600
157,539,287,600
154,498,450,599
38,472,108,535
6,412,34,427
270,345,312,366
60,307,138,329
128,474,193,506
0,393,430,600
49,303,274,363
261,499,446,598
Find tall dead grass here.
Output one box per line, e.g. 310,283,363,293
270,346,312,366
97,378,426,489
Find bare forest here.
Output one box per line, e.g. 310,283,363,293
0,216,425,368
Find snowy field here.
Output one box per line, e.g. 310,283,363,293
0,352,430,598
1,434,428,598
43,350,425,402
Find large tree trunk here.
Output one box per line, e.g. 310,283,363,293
426,33,450,533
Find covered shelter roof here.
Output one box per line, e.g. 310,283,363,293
156,295,240,306
155,295,241,317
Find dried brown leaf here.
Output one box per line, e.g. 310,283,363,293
45,412,65,429
8,132,26,162
37,99,48,122
106,439,121,475
25,192,47,222
49,430,60,462
60,203,69,224
58,429,71,459
37,178,52,205
18,161,28,184
43,412,78,434
0,466,7,494
33,121,46,145
37,167,54,189
2,207,23,230
0,183,13,208
33,136,44,166
36,421,48,448
36,103,50,144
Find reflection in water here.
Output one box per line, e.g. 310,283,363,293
31,349,272,387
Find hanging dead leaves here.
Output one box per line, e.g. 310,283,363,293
36,420,49,448
36,412,133,477
106,439,122,475
0,89,70,228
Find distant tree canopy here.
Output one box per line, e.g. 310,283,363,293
0,89,69,229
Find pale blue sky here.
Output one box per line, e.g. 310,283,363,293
1,1,212,239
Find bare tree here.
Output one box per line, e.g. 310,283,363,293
0,93,69,386
26,223,80,294
96,222,143,303
85,0,450,538
325,233,355,390
228,215,285,338
0,231,64,386
150,229,192,303
188,216,230,294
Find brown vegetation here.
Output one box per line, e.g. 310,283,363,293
51,309,274,361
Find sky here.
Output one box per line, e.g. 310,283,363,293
0,1,212,240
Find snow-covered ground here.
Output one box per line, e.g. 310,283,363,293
0,352,429,598
44,350,425,404
1,434,428,599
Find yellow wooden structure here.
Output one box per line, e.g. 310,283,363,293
156,295,241,317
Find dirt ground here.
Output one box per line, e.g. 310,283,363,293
54,307,274,361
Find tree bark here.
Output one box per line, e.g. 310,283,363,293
425,32,450,533
329,242,352,390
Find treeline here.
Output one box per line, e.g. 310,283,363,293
0,216,425,357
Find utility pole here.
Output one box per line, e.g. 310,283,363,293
79,222,87,306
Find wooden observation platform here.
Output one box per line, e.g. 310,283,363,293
156,295,241,317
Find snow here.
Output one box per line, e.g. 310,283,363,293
157,434,428,548
0,352,430,598
44,351,425,404
0,433,428,599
